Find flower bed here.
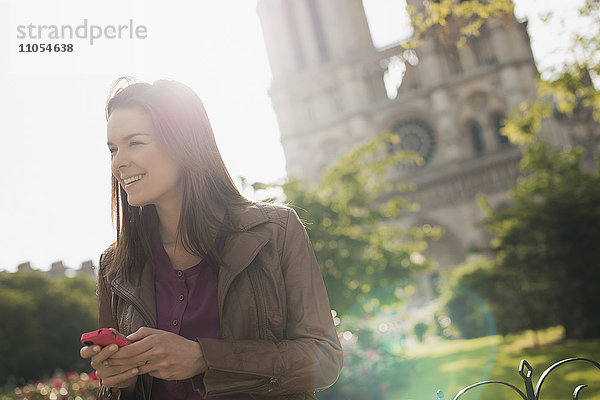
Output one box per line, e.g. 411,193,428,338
4,371,99,400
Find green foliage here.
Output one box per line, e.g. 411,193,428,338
442,257,557,339
440,258,498,338
0,271,98,386
481,143,600,338
426,0,600,340
253,132,443,315
404,0,515,48
443,144,600,339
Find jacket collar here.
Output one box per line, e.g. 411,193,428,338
227,202,271,231
110,202,272,328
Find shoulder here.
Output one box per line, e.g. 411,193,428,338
98,242,117,274
228,201,300,232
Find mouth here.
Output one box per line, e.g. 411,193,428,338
123,174,146,188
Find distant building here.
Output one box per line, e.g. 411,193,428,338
48,261,68,277
79,260,97,279
12,259,96,279
17,261,33,273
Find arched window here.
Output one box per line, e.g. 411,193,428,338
468,121,485,155
445,44,463,75
306,0,328,62
493,114,511,146
470,31,497,66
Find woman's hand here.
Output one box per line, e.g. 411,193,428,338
104,327,207,381
80,343,140,389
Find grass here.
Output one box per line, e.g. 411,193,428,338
386,327,600,400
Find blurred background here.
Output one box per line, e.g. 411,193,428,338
1,0,599,399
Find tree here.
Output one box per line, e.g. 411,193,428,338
246,132,443,316
441,143,600,340
480,144,600,338
404,0,515,49
0,271,98,386
419,0,600,339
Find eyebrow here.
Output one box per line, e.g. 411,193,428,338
107,133,151,146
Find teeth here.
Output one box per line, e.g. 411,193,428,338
124,174,144,185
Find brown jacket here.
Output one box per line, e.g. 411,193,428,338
95,203,343,400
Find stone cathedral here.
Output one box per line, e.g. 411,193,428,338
256,0,589,293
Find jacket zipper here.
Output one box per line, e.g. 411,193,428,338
247,269,265,340
207,378,272,395
106,284,155,400
218,235,270,333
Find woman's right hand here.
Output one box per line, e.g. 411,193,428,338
80,344,140,389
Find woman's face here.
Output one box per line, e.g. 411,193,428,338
107,107,183,209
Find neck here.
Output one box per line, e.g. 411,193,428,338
155,197,182,246
155,197,227,246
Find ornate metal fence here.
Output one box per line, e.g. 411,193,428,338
435,357,600,400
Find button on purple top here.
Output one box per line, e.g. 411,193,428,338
151,229,251,400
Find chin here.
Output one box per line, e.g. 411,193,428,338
126,197,148,207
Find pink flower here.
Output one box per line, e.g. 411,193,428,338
380,383,389,391
65,372,78,380
364,349,379,360
360,366,369,374
52,379,63,388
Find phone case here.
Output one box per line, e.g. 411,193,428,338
80,328,131,347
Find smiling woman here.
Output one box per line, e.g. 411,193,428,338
107,109,183,210
79,77,343,400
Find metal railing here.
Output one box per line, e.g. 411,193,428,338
436,357,600,400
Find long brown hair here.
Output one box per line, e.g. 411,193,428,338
105,77,249,282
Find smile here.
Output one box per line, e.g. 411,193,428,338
123,174,145,186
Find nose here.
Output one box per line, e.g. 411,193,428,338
111,148,131,172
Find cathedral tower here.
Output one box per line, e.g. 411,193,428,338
256,0,568,276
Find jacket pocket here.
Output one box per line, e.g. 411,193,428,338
205,368,280,396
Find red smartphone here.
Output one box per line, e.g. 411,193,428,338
80,328,131,348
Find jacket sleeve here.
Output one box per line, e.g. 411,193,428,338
192,208,343,398
97,249,116,331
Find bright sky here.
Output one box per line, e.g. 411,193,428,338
0,0,589,272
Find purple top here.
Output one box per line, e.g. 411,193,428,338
151,229,250,400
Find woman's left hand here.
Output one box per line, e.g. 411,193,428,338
104,327,207,381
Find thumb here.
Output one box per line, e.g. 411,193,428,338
126,327,159,341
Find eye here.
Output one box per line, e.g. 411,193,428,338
130,140,144,146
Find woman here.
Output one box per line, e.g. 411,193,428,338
80,77,343,400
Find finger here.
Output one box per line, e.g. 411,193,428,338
135,361,159,377
95,361,139,378
103,355,149,368
99,366,140,388
126,327,161,342
90,344,120,368
108,338,154,361
80,345,102,359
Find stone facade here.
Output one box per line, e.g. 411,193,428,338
256,0,595,281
